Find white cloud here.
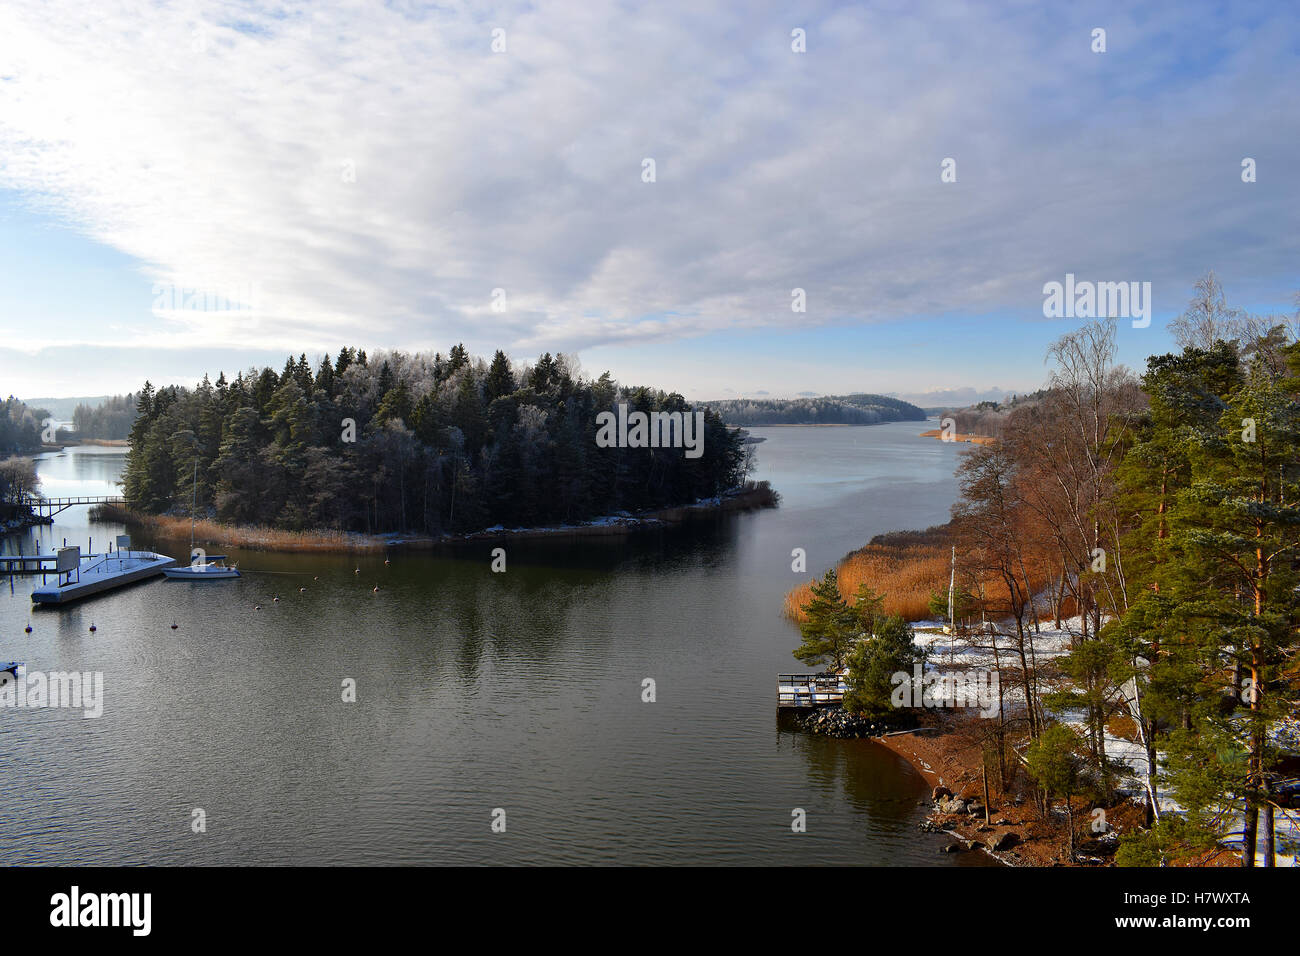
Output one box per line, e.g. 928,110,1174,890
0,0,1297,363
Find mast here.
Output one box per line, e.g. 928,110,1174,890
948,544,956,662
190,458,197,563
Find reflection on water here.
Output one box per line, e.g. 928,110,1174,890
1,425,995,865
3,447,127,560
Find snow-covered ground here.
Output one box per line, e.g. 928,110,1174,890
906,615,1298,866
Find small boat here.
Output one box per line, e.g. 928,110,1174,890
163,555,240,580
162,459,240,581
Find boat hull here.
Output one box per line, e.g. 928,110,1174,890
163,567,240,580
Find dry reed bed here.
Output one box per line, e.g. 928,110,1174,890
92,505,393,553
917,429,997,446
783,525,1062,624
92,484,779,554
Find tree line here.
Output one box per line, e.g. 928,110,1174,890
72,393,138,440
939,390,1049,441
121,346,749,535
1,396,50,455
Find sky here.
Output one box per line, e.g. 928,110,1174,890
0,0,1297,405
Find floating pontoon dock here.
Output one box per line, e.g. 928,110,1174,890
777,673,848,708
30,547,176,605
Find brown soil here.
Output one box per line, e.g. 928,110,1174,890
874,710,1150,867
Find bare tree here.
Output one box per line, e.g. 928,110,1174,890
1168,270,1247,350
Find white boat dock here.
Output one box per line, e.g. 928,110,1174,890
777,672,849,708
31,549,176,605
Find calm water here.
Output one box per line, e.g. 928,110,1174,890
0,424,994,865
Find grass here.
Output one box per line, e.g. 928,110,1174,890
783,524,1063,624
91,504,398,553
918,429,997,446
784,526,955,622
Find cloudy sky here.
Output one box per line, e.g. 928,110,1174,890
0,0,1297,404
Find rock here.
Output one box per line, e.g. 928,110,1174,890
932,786,952,802
987,831,1020,851
940,842,963,853
966,803,985,817
995,818,1013,826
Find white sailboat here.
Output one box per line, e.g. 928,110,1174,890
163,460,240,580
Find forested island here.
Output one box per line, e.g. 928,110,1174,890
120,346,758,537
705,393,925,426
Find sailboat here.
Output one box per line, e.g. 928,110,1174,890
163,460,240,580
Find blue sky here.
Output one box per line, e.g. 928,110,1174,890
0,0,1297,404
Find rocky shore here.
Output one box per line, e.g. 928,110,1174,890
1,508,53,536
789,706,915,739
874,713,1144,866
919,785,1025,860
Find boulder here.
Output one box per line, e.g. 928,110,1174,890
932,786,952,802
986,831,1020,851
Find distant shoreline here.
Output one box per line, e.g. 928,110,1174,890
730,420,927,428
36,439,130,451
918,429,995,445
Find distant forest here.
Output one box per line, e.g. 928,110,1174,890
706,393,925,426
72,393,137,440
1,396,50,455
122,347,749,534
939,391,1050,439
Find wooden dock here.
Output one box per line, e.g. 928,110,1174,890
777,672,848,708
21,495,125,518
0,554,66,574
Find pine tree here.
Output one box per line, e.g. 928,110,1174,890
793,568,856,671
843,614,924,716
